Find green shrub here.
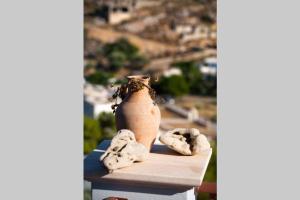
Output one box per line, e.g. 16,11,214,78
173,61,216,97
97,112,116,139
197,141,217,200
103,38,148,70
85,71,112,86
84,116,101,154
153,75,189,97
103,38,139,60
107,50,127,70
84,112,117,154
84,189,91,200
203,140,217,182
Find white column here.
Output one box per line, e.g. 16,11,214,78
92,182,196,200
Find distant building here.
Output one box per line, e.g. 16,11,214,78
187,107,199,122
165,104,207,127
172,23,193,35
199,57,217,76
171,20,217,43
84,83,114,118
97,0,136,24
96,0,161,25
162,68,182,77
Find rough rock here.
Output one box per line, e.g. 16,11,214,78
100,129,148,173
159,128,210,155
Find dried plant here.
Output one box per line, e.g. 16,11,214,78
111,77,157,113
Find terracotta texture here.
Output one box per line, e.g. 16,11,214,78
115,75,161,151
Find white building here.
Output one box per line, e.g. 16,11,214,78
84,83,115,118
162,68,182,77
97,0,135,25
97,0,161,25
199,57,217,76
180,25,211,43
171,20,217,43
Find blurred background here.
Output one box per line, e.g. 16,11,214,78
84,0,216,199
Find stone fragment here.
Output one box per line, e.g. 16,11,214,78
100,129,148,173
159,128,210,155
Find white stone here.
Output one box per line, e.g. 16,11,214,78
159,128,210,155
100,129,148,173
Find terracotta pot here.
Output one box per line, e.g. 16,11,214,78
115,75,161,151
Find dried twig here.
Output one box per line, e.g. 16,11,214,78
111,78,157,113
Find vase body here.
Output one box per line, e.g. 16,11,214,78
115,75,161,151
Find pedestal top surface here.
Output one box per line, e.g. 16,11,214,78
84,140,212,187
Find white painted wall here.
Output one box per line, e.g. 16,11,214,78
94,103,113,118
109,12,131,24
163,68,182,77
200,66,217,76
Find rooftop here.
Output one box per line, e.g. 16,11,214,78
84,83,114,104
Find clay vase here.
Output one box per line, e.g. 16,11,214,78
115,75,161,151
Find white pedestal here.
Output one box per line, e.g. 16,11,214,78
92,181,196,200
84,140,212,200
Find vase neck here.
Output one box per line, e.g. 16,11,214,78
125,75,151,100
126,86,151,101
